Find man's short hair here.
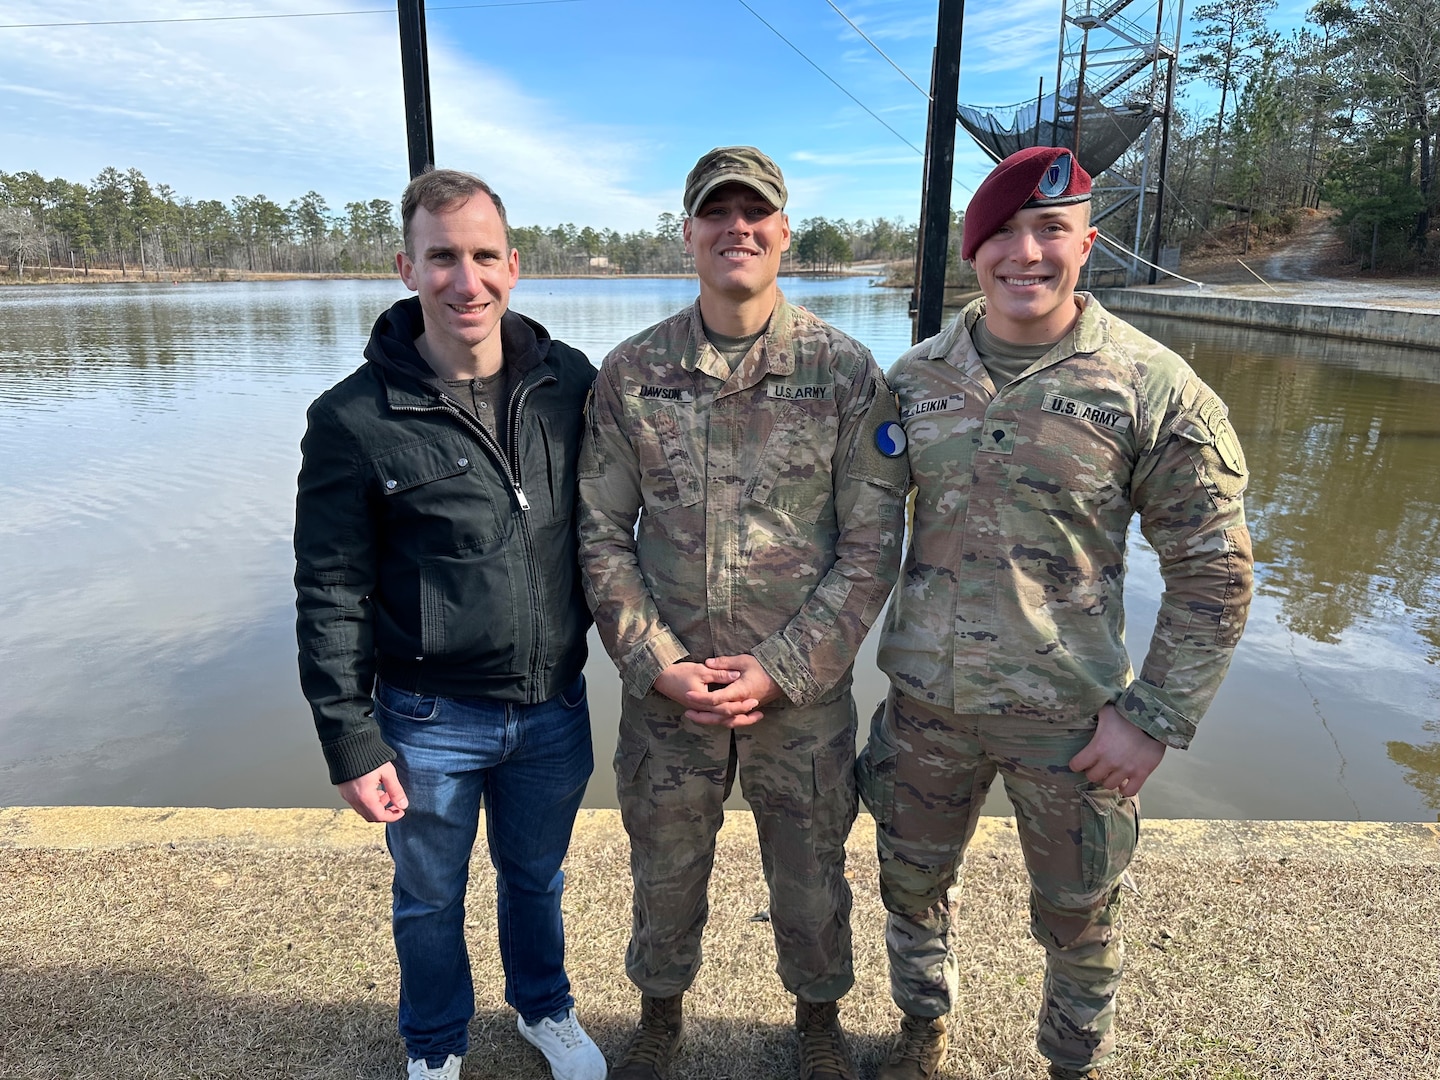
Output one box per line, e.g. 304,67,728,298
400,168,510,254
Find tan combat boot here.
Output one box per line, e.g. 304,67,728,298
1047,1066,1104,1080
609,994,683,1080
795,999,856,1080
877,1013,947,1080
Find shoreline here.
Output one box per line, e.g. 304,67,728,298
8,269,1435,358
1096,281,1440,350
4,805,1436,858
0,266,903,287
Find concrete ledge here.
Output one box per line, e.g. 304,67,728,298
1094,287,1440,351
3,805,1435,864
0,805,383,851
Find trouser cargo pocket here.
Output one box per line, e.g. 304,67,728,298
1077,783,1140,897
856,698,900,826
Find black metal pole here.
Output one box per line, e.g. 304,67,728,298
1146,68,1169,283
913,0,964,344
1034,77,1044,146
397,0,435,178
1148,56,1178,282
1073,29,1089,160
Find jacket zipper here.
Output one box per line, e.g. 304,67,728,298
505,376,550,685
390,370,557,688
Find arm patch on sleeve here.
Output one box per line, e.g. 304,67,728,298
1173,386,1247,499
847,388,911,495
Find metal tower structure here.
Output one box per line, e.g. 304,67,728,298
959,0,1183,283
1065,0,1182,283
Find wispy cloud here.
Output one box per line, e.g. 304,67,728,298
826,1,937,44
423,42,664,228
820,0,1062,106
5,1,408,200
0,0,1111,229
2,0,666,228
791,147,921,167
959,0,1064,95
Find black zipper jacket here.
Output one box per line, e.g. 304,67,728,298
294,297,596,784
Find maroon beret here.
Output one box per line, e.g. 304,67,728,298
961,147,1092,260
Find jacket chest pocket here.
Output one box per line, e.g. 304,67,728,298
371,436,507,545
746,400,836,525
904,409,981,511
373,436,473,491
634,403,703,512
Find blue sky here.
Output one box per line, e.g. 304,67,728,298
3,0,1306,233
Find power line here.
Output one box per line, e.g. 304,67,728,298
736,0,924,156
823,0,930,100
0,1,582,31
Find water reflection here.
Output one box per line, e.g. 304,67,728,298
1129,314,1440,666
1118,315,1440,821
1388,721,1440,815
1,283,1437,820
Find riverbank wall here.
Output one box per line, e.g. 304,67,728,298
1094,286,1440,351
3,806,1435,1079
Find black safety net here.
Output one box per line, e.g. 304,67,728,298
958,82,1156,177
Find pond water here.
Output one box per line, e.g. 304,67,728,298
1,277,1436,821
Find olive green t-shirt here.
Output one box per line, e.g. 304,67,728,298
972,316,1061,389
703,324,766,377
444,373,507,446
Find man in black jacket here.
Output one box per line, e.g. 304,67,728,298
294,169,606,1080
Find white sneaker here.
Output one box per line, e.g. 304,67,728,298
406,1053,461,1080
517,1007,608,1080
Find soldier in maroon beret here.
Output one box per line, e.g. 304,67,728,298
961,146,1095,258
960,146,1097,345
861,147,1254,1080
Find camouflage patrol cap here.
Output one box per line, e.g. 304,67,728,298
961,146,1092,260
683,146,788,216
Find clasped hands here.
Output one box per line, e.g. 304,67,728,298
653,654,781,728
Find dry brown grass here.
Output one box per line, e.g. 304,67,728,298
1175,207,1354,284
2,814,1436,1079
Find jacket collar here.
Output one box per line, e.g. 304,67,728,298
684,292,797,389
369,298,552,409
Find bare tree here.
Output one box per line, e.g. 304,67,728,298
0,207,48,278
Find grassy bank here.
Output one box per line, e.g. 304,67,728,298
1,809,1435,1079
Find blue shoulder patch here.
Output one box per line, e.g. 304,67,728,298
875,421,907,458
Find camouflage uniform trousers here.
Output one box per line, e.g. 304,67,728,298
857,687,1140,1072
615,687,860,1002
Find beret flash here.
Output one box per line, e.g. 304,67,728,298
961,146,1092,260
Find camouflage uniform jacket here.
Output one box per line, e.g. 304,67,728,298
878,295,1253,749
578,296,909,706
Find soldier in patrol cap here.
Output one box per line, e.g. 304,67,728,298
578,145,909,1080
860,146,1255,1080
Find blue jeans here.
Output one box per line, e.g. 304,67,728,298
375,674,593,1064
